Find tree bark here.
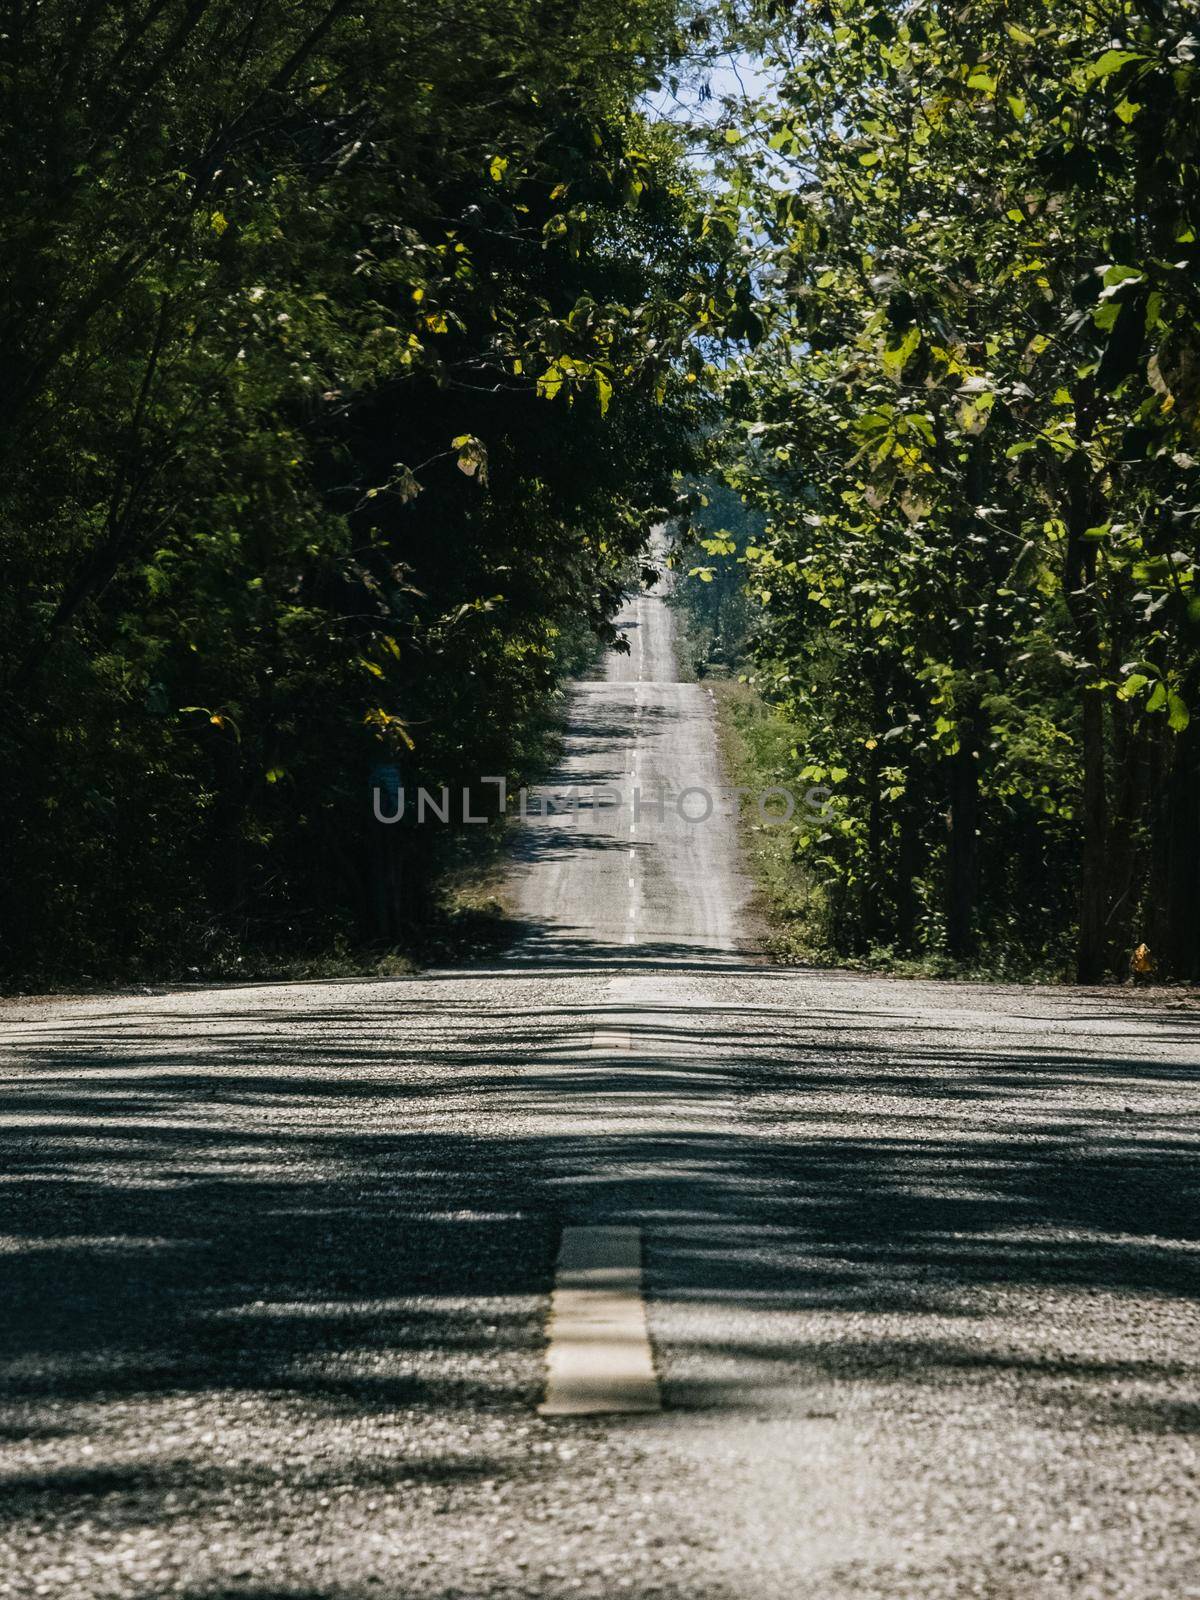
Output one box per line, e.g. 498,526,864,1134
862,743,883,948
1064,381,1108,983
896,800,920,953
946,707,981,960
1160,713,1200,979
1105,694,1150,969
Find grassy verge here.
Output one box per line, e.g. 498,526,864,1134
711,680,827,965
711,679,1081,982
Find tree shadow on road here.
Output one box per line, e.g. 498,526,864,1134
2,965,1198,1592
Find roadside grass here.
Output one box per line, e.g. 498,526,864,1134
711,679,827,966
412,814,521,966
712,679,1084,984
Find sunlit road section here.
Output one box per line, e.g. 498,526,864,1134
507,542,754,959
2,547,1200,1597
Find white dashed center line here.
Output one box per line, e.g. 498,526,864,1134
538,1227,661,1416
590,1027,631,1051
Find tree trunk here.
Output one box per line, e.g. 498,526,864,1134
209,730,246,936
946,705,981,960
1064,380,1108,983
1074,671,1108,982
1160,713,1200,979
367,766,407,942
862,744,883,948
896,800,920,953
1105,695,1150,969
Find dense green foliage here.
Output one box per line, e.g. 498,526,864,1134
698,0,1200,978
668,479,760,675
0,0,723,979
4,0,1197,985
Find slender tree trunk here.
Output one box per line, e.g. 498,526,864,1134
946,710,981,960
1105,696,1150,968
862,744,883,948
1161,713,1200,979
1075,661,1108,982
367,766,407,942
1146,721,1172,961
942,437,988,963
897,800,920,952
210,731,246,935
1075,697,1108,981
1064,381,1108,983
368,820,400,942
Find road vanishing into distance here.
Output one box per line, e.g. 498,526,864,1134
3,560,1200,1598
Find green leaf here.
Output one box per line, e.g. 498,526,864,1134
1090,49,1146,79
882,324,920,378
1117,673,1150,701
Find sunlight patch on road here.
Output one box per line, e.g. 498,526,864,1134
590,1027,631,1050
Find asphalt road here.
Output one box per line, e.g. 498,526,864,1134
2,562,1199,1599
507,549,753,958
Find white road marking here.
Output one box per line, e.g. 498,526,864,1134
590,1027,631,1051
538,1227,661,1416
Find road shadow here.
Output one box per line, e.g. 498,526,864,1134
2,972,1198,1589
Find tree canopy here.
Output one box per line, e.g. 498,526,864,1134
2,0,1197,983
689,0,1200,978
0,0,733,975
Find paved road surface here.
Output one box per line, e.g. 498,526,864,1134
2,559,1199,1599
508,550,753,958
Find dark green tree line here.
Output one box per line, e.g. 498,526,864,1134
0,0,725,977
701,0,1199,978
